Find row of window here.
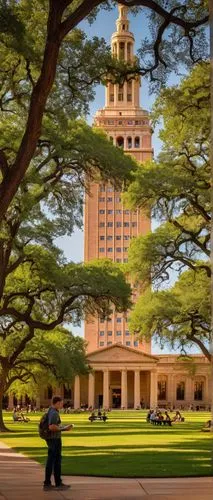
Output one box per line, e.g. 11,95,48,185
100,235,130,240
99,222,137,228
100,341,138,347
100,318,129,324
99,247,128,252
115,136,140,148
100,330,130,336
99,209,131,215
158,381,204,401
100,119,148,126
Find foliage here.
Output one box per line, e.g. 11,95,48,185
128,269,211,360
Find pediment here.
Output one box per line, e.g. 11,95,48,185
87,343,158,364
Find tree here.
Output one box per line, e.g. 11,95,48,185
0,0,209,219
5,327,89,406
125,62,210,285
128,268,211,360
0,250,131,430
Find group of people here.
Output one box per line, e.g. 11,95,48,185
89,409,108,422
147,409,184,426
12,408,30,422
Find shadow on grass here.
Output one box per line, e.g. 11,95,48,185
3,437,212,478
8,442,212,478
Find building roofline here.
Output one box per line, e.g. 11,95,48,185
86,343,159,360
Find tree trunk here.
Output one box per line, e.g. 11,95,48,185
0,390,9,432
209,0,213,433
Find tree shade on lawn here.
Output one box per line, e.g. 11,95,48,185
1,411,212,478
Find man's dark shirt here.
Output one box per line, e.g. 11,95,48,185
48,407,61,439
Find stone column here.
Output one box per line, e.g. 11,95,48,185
103,369,109,409
150,371,158,409
88,372,95,408
134,370,140,408
74,375,80,409
167,374,174,408
121,369,128,409
185,377,192,407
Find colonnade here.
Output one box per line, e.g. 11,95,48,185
74,369,158,410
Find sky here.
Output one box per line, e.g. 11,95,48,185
55,5,200,354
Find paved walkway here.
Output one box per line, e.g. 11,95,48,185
0,442,212,500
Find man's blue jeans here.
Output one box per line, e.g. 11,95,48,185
44,438,62,486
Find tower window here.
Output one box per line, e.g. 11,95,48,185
127,94,132,102
122,24,125,30
110,94,114,102
119,42,125,59
116,137,124,148
118,93,123,101
127,137,132,149
135,137,140,148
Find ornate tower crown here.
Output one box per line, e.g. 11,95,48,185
117,4,129,32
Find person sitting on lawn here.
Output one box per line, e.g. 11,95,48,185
150,410,159,424
146,410,153,422
12,409,22,422
20,412,30,422
164,411,172,426
172,411,184,422
102,411,108,422
98,409,102,418
201,420,212,432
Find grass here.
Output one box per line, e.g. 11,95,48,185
1,411,212,478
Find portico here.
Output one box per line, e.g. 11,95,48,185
74,344,159,409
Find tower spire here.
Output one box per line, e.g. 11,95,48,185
116,3,130,33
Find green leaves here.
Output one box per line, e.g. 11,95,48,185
129,268,210,360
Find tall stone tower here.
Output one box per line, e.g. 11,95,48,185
84,5,152,353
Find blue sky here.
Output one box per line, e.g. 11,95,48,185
55,6,200,354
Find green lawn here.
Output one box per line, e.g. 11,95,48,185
1,411,212,477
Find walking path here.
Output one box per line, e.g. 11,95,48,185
0,441,212,500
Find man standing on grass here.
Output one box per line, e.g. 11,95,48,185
43,395,74,491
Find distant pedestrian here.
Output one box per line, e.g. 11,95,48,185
43,396,74,491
